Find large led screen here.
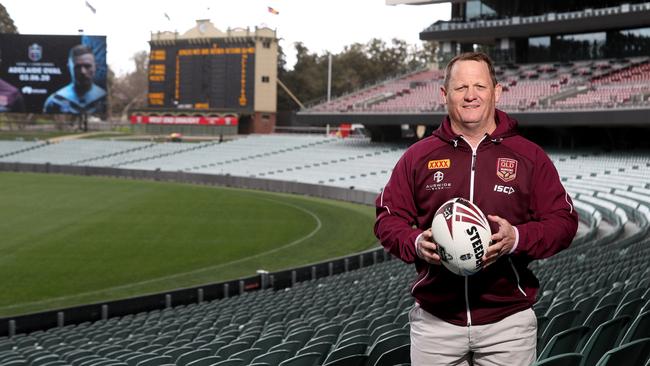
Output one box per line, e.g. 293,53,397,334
0,34,107,115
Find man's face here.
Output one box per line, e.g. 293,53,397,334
441,60,501,130
71,53,96,89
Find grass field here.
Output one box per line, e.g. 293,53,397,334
0,172,378,317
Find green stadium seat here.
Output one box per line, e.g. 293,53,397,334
322,353,368,366
162,347,194,362
579,316,631,366
176,349,213,366
186,356,223,366
135,355,174,366
126,354,160,366
366,333,410,366
296,346,330,364
251,336,282,353
371,343,410,366
249,349,291,365
594,338,650,366
210,358,244,366
619,310,650,345
613,298,646,319
268,340,301,357
228,348,263,364
215,342,249,359
539,310,582,351
278,352,322,366
533,353,582,366
323,343,367,365
538,325,591,361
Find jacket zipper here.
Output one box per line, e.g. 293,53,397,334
508,258,527,297
462,135,487,326
411,267,430,294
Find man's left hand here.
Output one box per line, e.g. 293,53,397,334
482,215,516,268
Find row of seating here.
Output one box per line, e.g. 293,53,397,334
303,57,650,113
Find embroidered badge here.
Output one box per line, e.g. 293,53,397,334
496,158,517,182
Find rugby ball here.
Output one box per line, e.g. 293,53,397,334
431,198,491,276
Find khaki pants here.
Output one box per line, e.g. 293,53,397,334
409,303,537,366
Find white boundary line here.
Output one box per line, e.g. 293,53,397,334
0,196,322,312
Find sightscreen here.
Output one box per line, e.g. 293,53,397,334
0,34,107,115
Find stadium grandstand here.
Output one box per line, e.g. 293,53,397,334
0,135,649,365
297,1,650,145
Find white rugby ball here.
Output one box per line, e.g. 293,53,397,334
431,198,491,276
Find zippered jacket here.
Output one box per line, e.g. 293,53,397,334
374,109,578,326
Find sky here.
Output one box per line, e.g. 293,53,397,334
2,0,450,76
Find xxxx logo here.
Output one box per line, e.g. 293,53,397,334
427,159,451,170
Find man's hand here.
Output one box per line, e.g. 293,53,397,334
482,215,516,268
416,229,441,265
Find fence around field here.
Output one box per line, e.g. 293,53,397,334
0,162,386,337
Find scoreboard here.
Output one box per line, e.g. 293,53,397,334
148,40,255,111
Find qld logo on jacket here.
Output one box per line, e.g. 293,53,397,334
496,158,517,182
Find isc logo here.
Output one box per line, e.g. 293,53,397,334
494,184,515,195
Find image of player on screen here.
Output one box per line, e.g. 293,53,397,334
0,48,26,113
43,44,106,114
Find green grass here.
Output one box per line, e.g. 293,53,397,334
0,172,378,317
0,131,72,141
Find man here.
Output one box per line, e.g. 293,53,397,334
0,48,25,113
43,45,106,114
374,52,578,365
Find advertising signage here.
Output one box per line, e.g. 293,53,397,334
0,34,107,115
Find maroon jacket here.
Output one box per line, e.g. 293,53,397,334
374,109,578,326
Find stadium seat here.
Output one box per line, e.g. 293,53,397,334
227,348,263,364
540,309,582,349
162,347,194,362
366,333,410,366
251,336,282,353
249,349,291,365
322,353,368,366
277,352,322,366
370,343,410,366
579,316,632,366
619,310,650,345
594,338,650,366
268,340,301,356
176,350,213,366
210,359,244,366
323,343,368,365
135,355,174,366
215,343,250,359
538,325,591,361
533,353,583,366
614,298,646,319
186,356,224,366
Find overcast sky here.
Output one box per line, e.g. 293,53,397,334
2,0,449,75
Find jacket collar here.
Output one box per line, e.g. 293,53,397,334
433,109,518,147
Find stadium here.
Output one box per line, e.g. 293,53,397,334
0,1,649,366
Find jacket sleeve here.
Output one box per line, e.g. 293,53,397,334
514,150,578,259
374,152,423,263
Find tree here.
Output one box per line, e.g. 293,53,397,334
108,51,149,120
278,38,438,112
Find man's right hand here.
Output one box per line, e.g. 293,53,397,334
416,229,441,265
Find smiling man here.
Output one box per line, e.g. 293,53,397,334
374,52,578,365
